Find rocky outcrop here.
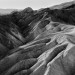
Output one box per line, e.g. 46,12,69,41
0,1,75,75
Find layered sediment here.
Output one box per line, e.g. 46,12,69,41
0,1,75,75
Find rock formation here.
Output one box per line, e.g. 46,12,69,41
0,1,75,75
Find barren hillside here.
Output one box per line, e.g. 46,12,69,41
0,1,75,75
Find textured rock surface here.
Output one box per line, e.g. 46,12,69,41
0,1,75,75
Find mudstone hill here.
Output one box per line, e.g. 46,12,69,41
0,1,75,75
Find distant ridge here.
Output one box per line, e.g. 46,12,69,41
0,9,20,14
